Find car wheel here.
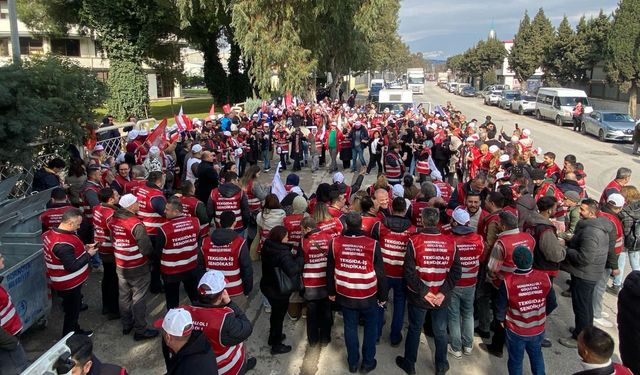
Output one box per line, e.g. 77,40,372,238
598,129,606,142
580,123,587,135
518,107,524,115
555,116,563,126
535,110,542,120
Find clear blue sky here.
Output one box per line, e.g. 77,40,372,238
398,0,619,60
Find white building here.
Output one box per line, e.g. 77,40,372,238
0,0,181,99
495,39,543,91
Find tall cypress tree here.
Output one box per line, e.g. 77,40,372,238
509,11,537,82
530,8,555,84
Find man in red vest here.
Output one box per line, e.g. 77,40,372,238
447,207,484,359
447,174,490,210
495,246,552,375
327,212,388,373
574,326,634,375
42,208,96,337
538,152,561,183
384,142,405,186
0,251,27,373
396,207,461,375
156,198,201,310
93,187,120,320
182,270,256,375
202,211,253,310
358,196,381,237
300,217,333,346
599,167,631,205
371,197,416,347
109,194,158,341
40,187,73,232
177,181,209,239
603,193,625,296
208,171,251,234
464,191,487,233
79,166,103,245
111,162,131,195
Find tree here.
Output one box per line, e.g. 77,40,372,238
0,56,106,165
446,54,464,75
606,0,640,117
577,11,611,81
509,10,538,82
478,37,507,73
529,8,555,82
542,16,582,85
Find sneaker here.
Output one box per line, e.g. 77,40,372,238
270,343,292,355
558,337,578,348
448,345,462,359
245,357,257,371
134,329,159,341
479,343,503,358
264,168,271,172
541,338,552,348
601,311,610,318
75,329,93,337
594,318,614,328
264,305,272,314
395,356,416,375
606,285,621,296
463,346,473,356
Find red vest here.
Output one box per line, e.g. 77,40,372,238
494,231,535,287
504,269,551,336
276,132,289,152
332,235,378,299
452,232,484,287
180,195,209,238
361,215,381,237
598,211,624,254
202,235,245,296
92,204,116,257
136,185,166,235
184,305,246,375
415,154,431,175
613,363,634,375
125,179,146,195
0,285,23,336
318,218,343,238
210,189,244,230
455,183,466,206
480,211,501,242
79,181,101,220
42,229,89,291
384,152,402,180
40,205,73,231
410,200,430,228
600,180,622,205
301,230,332,290
408,232,456,294
327,206,343,219
377,222,416,278
244,180,262,212
108,215,148,269
113,175,130,194
434,180,452,203
283,214,304,250
158,216,200,275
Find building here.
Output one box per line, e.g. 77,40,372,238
495,39,543,92
0,0,181,99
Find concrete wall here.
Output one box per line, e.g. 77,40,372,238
590,98,629,114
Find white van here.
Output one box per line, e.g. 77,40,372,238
535,87,593,126
378,89,413,113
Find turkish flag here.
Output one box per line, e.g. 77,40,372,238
141,118,168,151
175,106,193,131
222,104,231,114
285,92,292,108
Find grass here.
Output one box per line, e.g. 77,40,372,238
148,97,215,120
182,88,210,97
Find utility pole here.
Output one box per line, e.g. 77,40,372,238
8,0,21,64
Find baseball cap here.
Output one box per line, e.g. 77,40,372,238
452,207,470,225
607,193,625,208
192,144,203,153
488,145,499,154
119,194,137,208
127,129,139,141
139,129,149,136
392,184,404,199
154,308,193,337
495,171,509,181
149,146,160,155
333,172,345,184
499,154,510,163
223,131,232,137
198,270,226,295
93,144,105,152
563,191,580,203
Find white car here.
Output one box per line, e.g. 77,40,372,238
484,90,503,106
511,95,537,115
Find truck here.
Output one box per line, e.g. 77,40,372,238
437,72,448,87
368,78,385,102
378,89,414,114
406,68,425,95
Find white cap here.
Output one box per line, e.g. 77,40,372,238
155,308,193,337
290,186,304,196
392,184,404,199
93,144,105,152
139,129,149,136
510,135,519,143
149,146,160,155
223,131,232,137
467,123,475,128
522,129,531,137
467,135,479,142
217,114,224,120
239,127,248,134
127,130,139,140
496,171,508,180
115,152,126,163
198,270,226,295
607,193,625,208
488,145,499,154
333,172,345,184
119,194,137,208
192,117,199,123
499,154,510,163
230,124,238,132
452,207,470,225
191,144,203,153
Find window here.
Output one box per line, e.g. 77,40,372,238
0,38,8,57
95,71,108,83
0,1,7,20
19,37,43,55
51,39,80,57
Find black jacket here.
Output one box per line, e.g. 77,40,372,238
349,126,369,150
32,168,60,192
195,160,219,203
260,239,303,300
557,180,583,196
88,355,128,375
618,270,640,375
165,331,218,375
562,217,615,282
210,228,253,295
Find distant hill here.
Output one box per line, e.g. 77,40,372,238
428,59,447,65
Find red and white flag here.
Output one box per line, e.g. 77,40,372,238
139,118,168,152
209,104,215,120
175,106,192,131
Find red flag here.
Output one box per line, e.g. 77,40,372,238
175,106,193,131
222,104,231,114
142,118,168,151
261,100,267,113
285,92,292,108
209,104,216,120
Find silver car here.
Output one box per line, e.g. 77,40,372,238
498,91,521,110
511,95,537,115
581,111,635,142
484,90,503,106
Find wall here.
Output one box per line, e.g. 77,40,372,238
590,98,629,113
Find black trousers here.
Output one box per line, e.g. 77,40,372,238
306,298,333,344
266,296,289,345
59,285,83,336
571,275,596,339
149,235,163,292
101,261,119,314
367,153,382,175
163,269,201,310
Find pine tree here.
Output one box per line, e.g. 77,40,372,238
543,16,581,85
508,11,537,82
530,8,555,84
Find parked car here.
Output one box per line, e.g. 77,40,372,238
460,86,476,97
535,87,593,126
368,79,385,102
581,111,636,142
484,90,503,106
448,82,459,93
511,95,537,115
456,83,471,95
498,91,522,110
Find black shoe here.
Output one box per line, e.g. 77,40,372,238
479,343,503,358
75,329,93,337
150,286,164,294
348,365,358,373
474,328,490,339
268,333,286,346
395,356,416,375
245,357,257,371
134,329,159,341
320,338,331,347
436,363,450,375
270,343,291,355
361,359,377,373
390,334,403,347
106,312,121,321
80,303,89,312
541,338,552,348
123,327,133,335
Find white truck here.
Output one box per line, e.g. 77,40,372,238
406,68,425,95
378,89,414,113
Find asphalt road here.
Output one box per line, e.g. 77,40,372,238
20,82,632,375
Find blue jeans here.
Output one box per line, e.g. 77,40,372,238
409,156,416,176
505,329,545,375
404,304,449,372
613,251,640,286
351,146,366,171
377,277,405,343
342,305,378,369
262,149,271,170
447,286,475,351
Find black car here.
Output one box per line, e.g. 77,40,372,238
460,86,476,97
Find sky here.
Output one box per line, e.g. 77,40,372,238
398,0,620,61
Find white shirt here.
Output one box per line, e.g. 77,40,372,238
186,157,201,183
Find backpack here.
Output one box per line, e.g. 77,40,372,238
624,216,640,250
